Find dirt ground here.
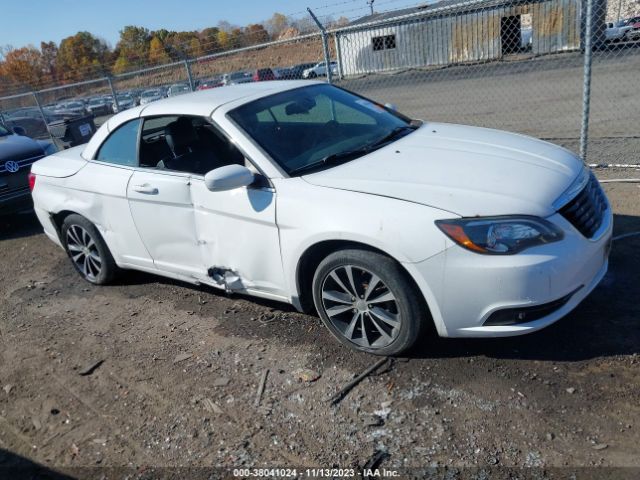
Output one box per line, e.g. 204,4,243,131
0,168,639,479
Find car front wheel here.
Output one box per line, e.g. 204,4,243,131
312,249,427,356
61,214,118,285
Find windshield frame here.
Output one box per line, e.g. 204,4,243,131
226,84,416,177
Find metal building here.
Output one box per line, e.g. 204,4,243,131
335,0,604,77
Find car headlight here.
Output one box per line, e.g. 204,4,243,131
435,216,564,254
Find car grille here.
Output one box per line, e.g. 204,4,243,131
0,154,44,174
559,173,607,238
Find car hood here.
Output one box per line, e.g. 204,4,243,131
302,123,583,217
0,134,44,162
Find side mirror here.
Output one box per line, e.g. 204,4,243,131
204,164,254,192
12,126,26,136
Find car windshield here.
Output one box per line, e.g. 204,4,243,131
142,90,160,97
67,102,83,108
170,85,189,93
228,84,415,176
231,72,248,79
117,95,132,101
88,98,103,105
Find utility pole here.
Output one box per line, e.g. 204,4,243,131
367,0,375,15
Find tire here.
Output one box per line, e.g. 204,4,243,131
312,249,428,356
308,71,317,78
61,214,119,285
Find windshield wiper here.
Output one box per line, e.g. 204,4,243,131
369,125,418,149
289,148,370,176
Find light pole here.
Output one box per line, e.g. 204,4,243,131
367,0,375,15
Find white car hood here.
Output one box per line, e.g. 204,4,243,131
303,123,583,217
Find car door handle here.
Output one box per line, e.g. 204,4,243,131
132,184,159,195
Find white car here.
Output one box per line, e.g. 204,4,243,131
29,81,612,355
302,62,338,79
605,21,633,41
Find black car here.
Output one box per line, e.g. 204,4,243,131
0,123,56,215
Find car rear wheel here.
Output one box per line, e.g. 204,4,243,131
61,214,118,285
312,249,427,356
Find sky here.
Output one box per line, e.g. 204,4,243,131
0,0,424,49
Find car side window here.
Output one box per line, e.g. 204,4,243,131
138,115,245,175
95,119,141,166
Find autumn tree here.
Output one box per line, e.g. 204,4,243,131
199,27,220,54
57,32,109,81
0,46,43,89
40,41,58,83
148,36,170,65
243,24,270,46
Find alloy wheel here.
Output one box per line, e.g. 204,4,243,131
321,265,401,349
66,224,102,281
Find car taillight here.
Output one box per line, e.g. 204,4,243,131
28,172,36,192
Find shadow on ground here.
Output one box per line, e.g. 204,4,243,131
0,211,42,241
0,448,74,480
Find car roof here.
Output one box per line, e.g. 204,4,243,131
82,80,323,159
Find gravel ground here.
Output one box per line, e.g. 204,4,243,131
0,171,639,479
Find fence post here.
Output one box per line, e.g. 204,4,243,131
184,59,195,92
334,32,344,80
308,8,333,84
579,0,594,161
32,91,56,146
106,75,120,113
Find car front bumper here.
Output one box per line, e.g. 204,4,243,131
0,187,33,216
404,210,613,338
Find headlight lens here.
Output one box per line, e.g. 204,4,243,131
435,216,564,254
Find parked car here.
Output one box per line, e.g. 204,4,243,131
302,61,338,78
113,94,136,113
1,122,56,215
87,96,113,116
622,16,640,40
605,21,633,41
252,68,276,82
273,63,317,80
222,71,253,86
167,84,191,97
196,77,224,90
54,100,88,118
30,81,612,355
2,107,64,138
139,88,165,105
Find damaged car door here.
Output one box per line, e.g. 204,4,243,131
127,116,205,278
188,123,286,299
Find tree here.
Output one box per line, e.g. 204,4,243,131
57,32,109,81
0,46,43,88
266,13,289,39
199,27,220,54
217,30,231,50
115,26,151,67
40,41,58,83
243,24,270,46
148,36,170,65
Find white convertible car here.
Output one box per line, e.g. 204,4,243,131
30,81,612,355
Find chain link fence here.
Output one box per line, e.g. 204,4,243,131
0,0,638,165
